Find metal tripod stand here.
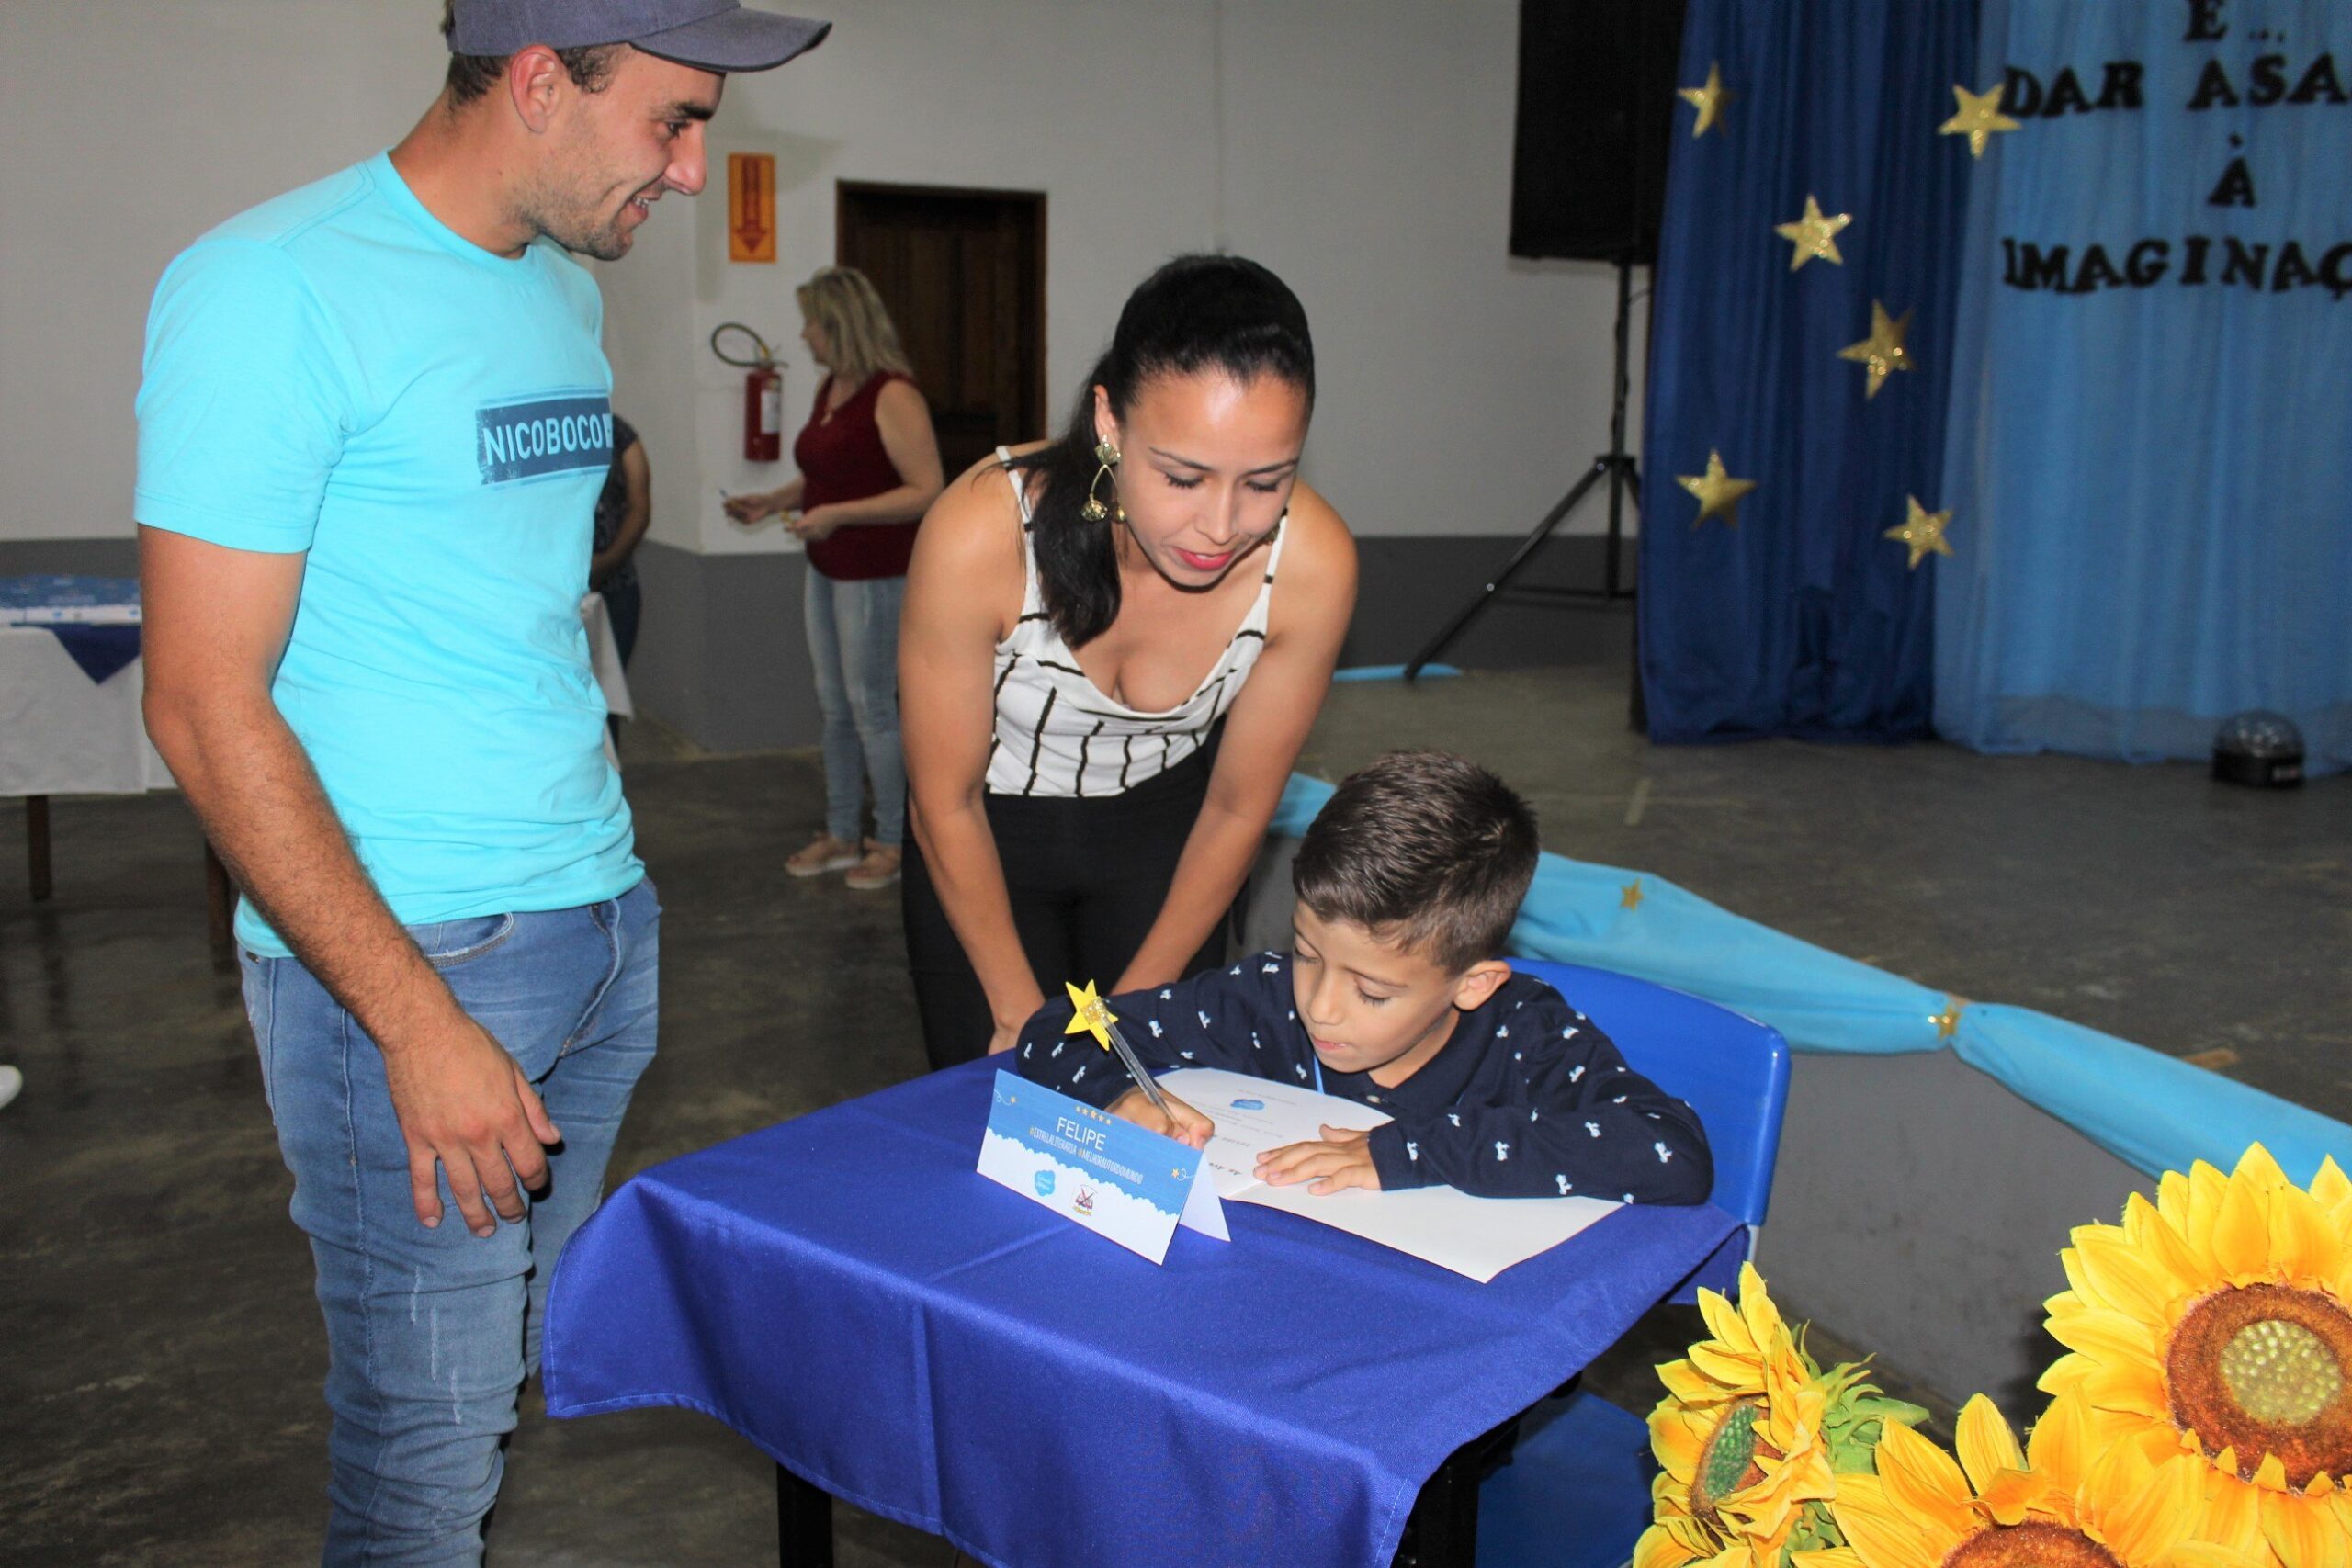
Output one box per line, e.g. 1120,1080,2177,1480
1404,259,1645,710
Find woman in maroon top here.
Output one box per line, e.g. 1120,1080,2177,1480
727,268,944,889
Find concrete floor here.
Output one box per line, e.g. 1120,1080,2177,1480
3,664,2344,1564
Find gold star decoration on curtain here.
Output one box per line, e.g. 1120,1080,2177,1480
1677,450,1758,528
1678,62,1734,137
1773,196,1852,270
1884,496,1956,568
1621,879,1645,910
1938,83,2020,159
1838,301,1917,398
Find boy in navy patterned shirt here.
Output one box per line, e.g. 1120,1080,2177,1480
1015,750,1711,1202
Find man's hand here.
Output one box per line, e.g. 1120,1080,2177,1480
381,1013,561,1235
1107,1086,1216,1148
1255,1124,1380,1196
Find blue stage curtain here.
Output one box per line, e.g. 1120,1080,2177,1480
1937,0,2352,774
1641,0,1979,742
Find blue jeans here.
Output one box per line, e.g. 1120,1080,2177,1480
805,569,906,848
242,880,660,1567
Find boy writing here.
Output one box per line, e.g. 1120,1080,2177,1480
1014,750,1712,1203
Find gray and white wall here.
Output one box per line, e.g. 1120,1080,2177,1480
2,0,1642,750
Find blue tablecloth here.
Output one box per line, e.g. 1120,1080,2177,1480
544,1061,1739,1568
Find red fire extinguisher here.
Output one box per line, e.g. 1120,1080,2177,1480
711,323,785,462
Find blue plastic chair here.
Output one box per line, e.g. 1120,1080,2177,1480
1475,959,1793,1568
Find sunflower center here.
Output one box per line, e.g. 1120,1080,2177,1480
2167,1282,2352,1487
1945,1521,2124,1568
1690,1401,1781,1529
2221,1319,2342,1425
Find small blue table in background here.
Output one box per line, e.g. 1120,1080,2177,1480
544,1059,1738,1568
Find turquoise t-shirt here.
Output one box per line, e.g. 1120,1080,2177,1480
134,152,640,957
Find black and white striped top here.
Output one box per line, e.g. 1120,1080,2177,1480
986,451,1286,799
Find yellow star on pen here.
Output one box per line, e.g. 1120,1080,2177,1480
1679,62,1734,138
1062,979,1116,1050
1884,496,1956,569
1939,83,2020,160
1838,301,1917,399
1931,995,1969,1041
1774,196,1852,270
1621,880,1645,910
1676,449,1758,529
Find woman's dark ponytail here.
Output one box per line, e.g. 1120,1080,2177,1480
1010,254,1314,649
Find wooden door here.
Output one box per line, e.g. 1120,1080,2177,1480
837,183,1046,483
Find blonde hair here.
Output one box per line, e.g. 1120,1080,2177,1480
796,266,915,388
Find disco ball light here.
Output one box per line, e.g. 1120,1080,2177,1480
2211,710,2304,788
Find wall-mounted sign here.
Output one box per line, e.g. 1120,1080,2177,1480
728,152,775,263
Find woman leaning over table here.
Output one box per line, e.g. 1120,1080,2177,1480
899,254,1357,1069
728,267,944,891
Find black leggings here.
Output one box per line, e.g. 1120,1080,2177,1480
902,737,1238,1071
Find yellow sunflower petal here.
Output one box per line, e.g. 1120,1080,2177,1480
1699,1280,1759,1357
1875,1420,1977,1531
2029,1388,2097,1494
2048,1304,2165,1365
2121,1192,2213,1297
2233,1145,2291,1192
1660,1358,1726,1404
2211,1170,2278,1283
1793,1550,1866,1568
2258,1488,2350,1568
2162,1546,2263,1568
1690,1342,1768,1388
2097,1450,2204,1563
2184,1162,2233,1273
2267,1183,2345,1287
1956,1394,2029,1495
2075,1225,2182,1325
2076,1347,2176,1422
2309,1158,2352,1216
1738,1265,1792,1353
1977,1469,2053,1527
1833,1476,1961,1568
1656,1414,1710,1478
2198,1463,2271,1559
2157,1169,2197,1233
1636,1521,1704,1568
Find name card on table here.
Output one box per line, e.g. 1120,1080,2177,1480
977,1071,1227,1264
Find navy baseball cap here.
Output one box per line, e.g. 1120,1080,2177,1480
448,0,831,73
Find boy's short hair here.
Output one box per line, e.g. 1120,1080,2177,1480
1292,750,1539,974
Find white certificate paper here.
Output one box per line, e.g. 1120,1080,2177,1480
1158,1067,1618,1283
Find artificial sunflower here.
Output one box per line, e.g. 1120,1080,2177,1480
1832,1390,2250,1568
2041,1145,2352,1568
1639,1262,1926,1568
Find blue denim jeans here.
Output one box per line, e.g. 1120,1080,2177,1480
804,569,906,848
242,879,660,1567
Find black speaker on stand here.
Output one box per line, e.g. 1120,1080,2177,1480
1405,0,1687,733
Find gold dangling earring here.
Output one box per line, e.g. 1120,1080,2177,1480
1080,438,1125,524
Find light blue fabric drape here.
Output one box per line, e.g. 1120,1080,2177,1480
1936,0,2352,773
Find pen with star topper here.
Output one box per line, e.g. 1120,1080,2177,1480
1062,979,1176,1119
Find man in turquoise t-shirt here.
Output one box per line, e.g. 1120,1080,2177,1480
136,5,827,1561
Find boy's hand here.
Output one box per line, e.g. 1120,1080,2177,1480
1107,1087,1216,1149
1256,1124,1381,1196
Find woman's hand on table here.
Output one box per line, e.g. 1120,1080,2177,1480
1108,1087,1216,1149
1256,1125,1380,1196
